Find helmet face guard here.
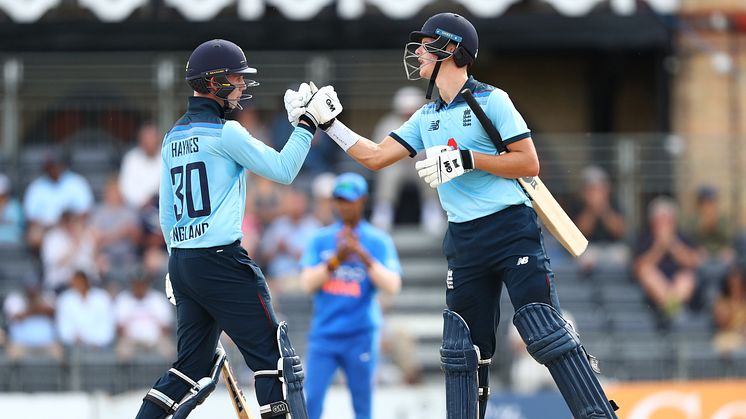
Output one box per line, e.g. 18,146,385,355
402,33,458,81
188,68,259,111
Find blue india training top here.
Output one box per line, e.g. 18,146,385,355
301,221,401,338
159,97,314,251
391,76,532,223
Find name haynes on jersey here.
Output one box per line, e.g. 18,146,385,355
171,136,199,158
171,222,209,243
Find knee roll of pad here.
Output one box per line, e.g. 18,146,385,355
513,303,619,419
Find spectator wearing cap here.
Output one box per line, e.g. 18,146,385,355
23,153,93,251
370,86,444,234
300,172,401,419
0,173,24,246
2,275,63,361
571,165,629,275
687,185,735,267
55,270,115,348
114,274,175,361
118,121,162,209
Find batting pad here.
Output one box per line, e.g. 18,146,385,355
513,303,618,419
440,309,480,419
277,322,308,419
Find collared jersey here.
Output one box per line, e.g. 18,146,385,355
301,221,401,338
391,76,532,223
159,97,314,251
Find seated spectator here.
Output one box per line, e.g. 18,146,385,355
687,186,735,285
23,153,93,251
246,174,285,235
119,121,162,209
0,173,24,246
3,275,63,361
90,176,142,287
138,195,168,281
712,265,746,355
311,172,336,227
56,270,115,348
370,86,444,234
572,166,629,275
41,210,97,292
260,188,319,293
634,197,702,324
114,275,174,361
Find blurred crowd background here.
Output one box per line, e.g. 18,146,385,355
1,0,746,416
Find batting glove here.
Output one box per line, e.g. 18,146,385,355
301,84,343,129
416,145,474,188
283,82,314,126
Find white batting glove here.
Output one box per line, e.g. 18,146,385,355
415,145,474,188
165,273,176,306
301,84,343,128
283,82,314,126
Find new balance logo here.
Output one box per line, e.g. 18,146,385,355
463,109,472,126
446,269,453,289
428,120,440,131
516,257,529,265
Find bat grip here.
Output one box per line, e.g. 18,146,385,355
460,88,508,154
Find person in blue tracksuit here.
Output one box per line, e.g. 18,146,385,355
285,12,619,419
300,173,401,419
135,39,341,419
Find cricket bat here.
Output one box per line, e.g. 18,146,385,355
217,341,254,419
460,88,588,257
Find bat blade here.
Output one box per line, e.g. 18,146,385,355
218,342,253,419
517,176,588,257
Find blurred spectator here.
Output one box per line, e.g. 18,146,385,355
23,153,93,251
114,275,174,361
234,105,269,144
41,210,97,292
370,86,444,234
246,174,285,233
260,188,320,293
138,195,168,280
687,186,735,277
3,275,63,361
712,265,746,355
509,312,576,393
0,173,24,246
572,165,629,275
377,295,422,385
119,121,162,209
56,270,115,348
633,197,702,324
90,176,142,287
311,172,337,226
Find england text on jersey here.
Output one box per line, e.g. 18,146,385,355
171,222,210,243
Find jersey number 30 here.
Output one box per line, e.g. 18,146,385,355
170,162,211,220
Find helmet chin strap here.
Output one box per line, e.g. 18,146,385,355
426,60,442,100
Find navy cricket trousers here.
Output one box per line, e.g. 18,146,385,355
442,205,561,362
135,241,283,419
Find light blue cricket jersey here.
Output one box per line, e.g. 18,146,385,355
391,76,532,223
159,97,314,251
301,221,401,338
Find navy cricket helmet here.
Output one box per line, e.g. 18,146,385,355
410,13,478,67
185,39,258,109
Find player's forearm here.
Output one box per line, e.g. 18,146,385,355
472,150,540,179
344,137,390,171
261,126,314,184
368,262,402,295
300,265,329,294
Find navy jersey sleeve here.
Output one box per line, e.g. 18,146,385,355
390,107,424,157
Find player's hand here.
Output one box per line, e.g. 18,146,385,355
415,145,474,188
301,83,343,128
284,82,314,126
165,273,176,306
